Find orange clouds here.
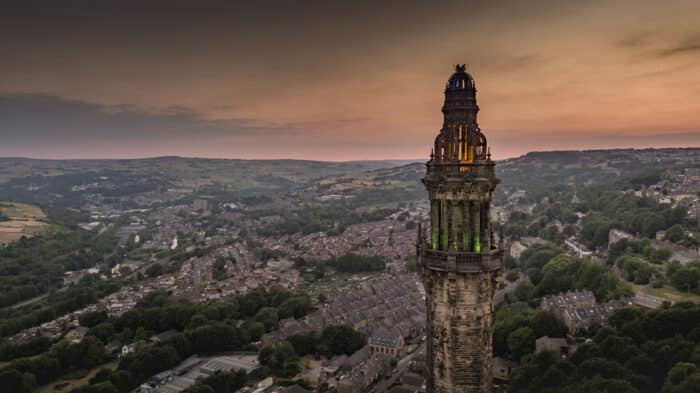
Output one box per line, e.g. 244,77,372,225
0,1,699,160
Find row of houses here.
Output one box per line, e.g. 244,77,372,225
262,275,426,349
541,290,633,333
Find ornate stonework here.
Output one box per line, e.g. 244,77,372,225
417,65,503,393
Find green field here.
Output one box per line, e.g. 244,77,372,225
35,361,118,393
0,201,48,245
650,285,700,303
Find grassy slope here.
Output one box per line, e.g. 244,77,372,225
35,361,119,393
0,201,49,244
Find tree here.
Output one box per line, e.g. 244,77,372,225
520,244,564,270
277,296,312,319
530,310,566,338
508,326,535,360
509,280,535,302
287,332,318,356
670,267,700,293
665,225,687,244
145,263,164,278
72,381,119,393
89,368,112,385
52,336,106,372
188,314,209,330
320,325,367,356
239,321,264,343
88,322,116,343
581,214,616,249
120,344,180,382
135,326,147,341
80,311,109,328
183,385,215,393
540,225,559,242
317,293,327,304
188,369,247,393
536,254,632,301
259,341,299,378
505,270,519,283
662,362,698,393
0,369,29,393
187,323,238,353
254,307,279,332
504,255,518,270
238,290,266,317
328,253,385,273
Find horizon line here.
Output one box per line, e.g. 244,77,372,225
1,146,700,163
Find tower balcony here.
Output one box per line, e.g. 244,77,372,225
418,246,503,273
425,160,496,179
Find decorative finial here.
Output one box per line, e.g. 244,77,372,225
455,64,466,73
430,148,435,159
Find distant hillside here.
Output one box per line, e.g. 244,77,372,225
495,147,700,202
0,148,697,209
310,162,426,206
310,148,700,205
0,156,414,190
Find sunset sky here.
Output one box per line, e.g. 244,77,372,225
2,0,699,161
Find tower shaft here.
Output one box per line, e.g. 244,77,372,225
418,65,502,393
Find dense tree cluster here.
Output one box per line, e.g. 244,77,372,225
0,227,118,308
519,244,632,302
0,286,312,393
259,341,300,377
0,336,52,362
614,255,657,285
494,302,567,360
509,302,700,393
663,224,698,247
519,243,566,284
580,191,687,249
609,238,673,265
254,203,395,236
0,274,124,337
261,325,367,377
327,253,386,273
609,238,699,291
0,171,166,211
181,369,247,393
535,254,633,301
667,261,700,294
0,336,106,392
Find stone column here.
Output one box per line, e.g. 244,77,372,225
431,200,440,250
473,200,481,253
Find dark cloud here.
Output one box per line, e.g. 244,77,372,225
619,31,700,58
489,53,550,73
656,33,700,57
0,94,383,158
0,93,257,140
0,93,314,160
616,31,655,49
492,131,700,155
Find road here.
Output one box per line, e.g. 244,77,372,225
373,343,426,393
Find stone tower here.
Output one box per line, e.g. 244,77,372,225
417,65,502,393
